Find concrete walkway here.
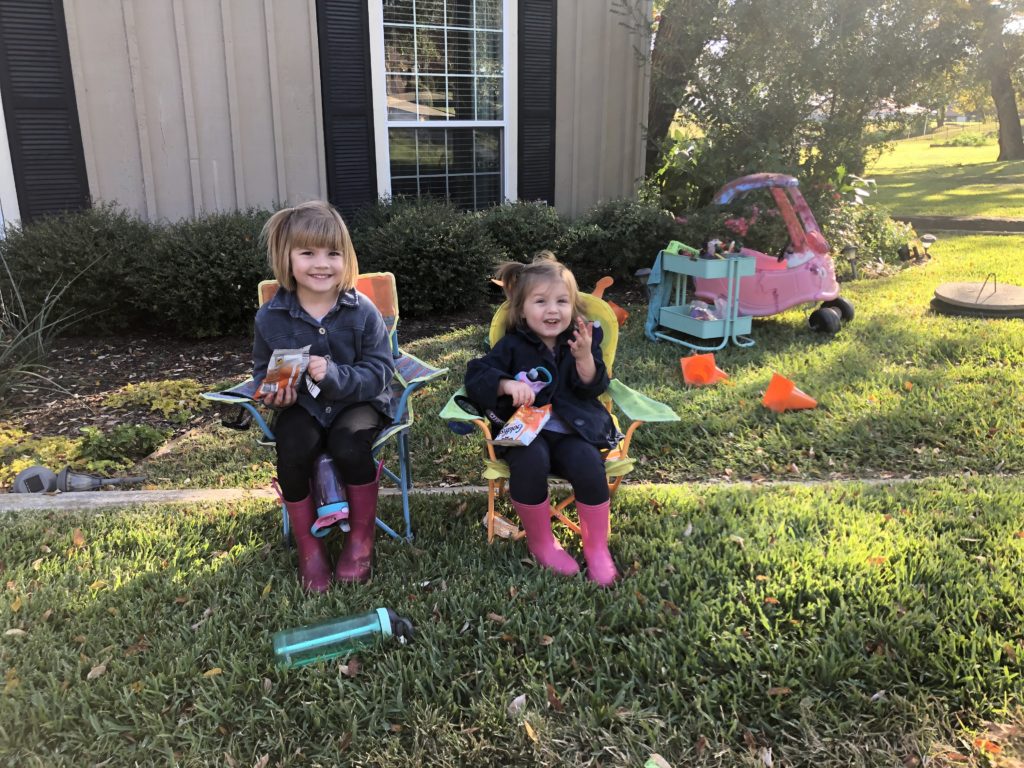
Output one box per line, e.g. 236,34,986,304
899,214,1024,234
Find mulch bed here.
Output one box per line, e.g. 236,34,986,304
5,308,492,440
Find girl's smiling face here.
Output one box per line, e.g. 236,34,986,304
290,246,345,298
522,277,572,348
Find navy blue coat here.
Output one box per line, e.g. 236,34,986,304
465,323,620,449
252,287,395,427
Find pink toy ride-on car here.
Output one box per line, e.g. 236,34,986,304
693,173,854,333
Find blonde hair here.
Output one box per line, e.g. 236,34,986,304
497,251,586,333
261,201,358,292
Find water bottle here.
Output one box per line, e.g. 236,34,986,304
310,453,349,537
272,608,415,668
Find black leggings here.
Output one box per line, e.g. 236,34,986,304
503,431,609,506
274,403,386,501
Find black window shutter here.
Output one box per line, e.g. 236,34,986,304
316,0,377,220
0,0,90,222
518,0,556,205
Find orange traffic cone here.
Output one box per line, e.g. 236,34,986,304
680,353,728,386
762,373,817,412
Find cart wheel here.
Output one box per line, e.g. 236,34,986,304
822,296,854,322
809,306,842,334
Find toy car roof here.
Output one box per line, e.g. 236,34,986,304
713,173,800,205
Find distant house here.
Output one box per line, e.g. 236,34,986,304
0,0,652,227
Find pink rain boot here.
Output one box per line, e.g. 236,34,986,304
284,496,332,593
512,498,580,576
577,500,618,587
334,478,380,583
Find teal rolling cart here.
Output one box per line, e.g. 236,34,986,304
644,241,756,351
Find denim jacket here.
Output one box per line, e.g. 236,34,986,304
465,323,619,449
252,287,395,427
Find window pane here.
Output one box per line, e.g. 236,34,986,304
449,131,475,174
416,75,451,118
384,27,414,72
476,31,502,75
446,28,473,75
449,76,475,120
389,130,418,177
476,0,502,30
390,176,418,198
447,0,474,28
415,28,445,74
415,0,445,26
448,175,475,209
420,174,449,199
474,129,500,172
387,74,419,120
382,0,413,24
415,129,449,176
476,172,501,209
476,77,502,120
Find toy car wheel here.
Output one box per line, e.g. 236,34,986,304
822,297,854,322
809,306,842,334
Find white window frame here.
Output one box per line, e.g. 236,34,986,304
368,0,518,204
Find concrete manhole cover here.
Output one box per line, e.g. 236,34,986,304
932,277,1024,318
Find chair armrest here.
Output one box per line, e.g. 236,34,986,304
439,387,479,422
201,378,275,441
607,379,679,423
395,350,449,388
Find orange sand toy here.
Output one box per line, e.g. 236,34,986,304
762,373,817,412
680,353,728,386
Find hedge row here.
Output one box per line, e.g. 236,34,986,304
0,193,910,339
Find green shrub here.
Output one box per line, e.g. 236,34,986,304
104,379,210,424
932,132,992,147
477,201,568,263
75,424,168,470
558,197,681,282
0,203,153,334
130,209,271,338
353,197,504,317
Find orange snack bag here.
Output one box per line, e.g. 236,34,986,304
489,404,552,447
255,345,310,398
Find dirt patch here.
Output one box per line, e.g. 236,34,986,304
4,306,494,440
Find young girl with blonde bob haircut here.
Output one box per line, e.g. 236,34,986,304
465,252,619,586
254,201,395,592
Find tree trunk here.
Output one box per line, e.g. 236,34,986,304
644,0,721,174
979,2,1024,160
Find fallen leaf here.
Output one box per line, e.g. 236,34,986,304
760,746,773,767
903,381,913,391
31,558,43,571
87,663,107,680
130,680,144,693
174,596,189,605
729,534,745,548
764,597,780,605
973,737,1001,755
340,658,361,678
4,628,26,637
646,755,671,768
89,579,108,591
262,678,272,694
223,753,238,768
787,463,800,475
40,609,52,621
72,529,86,549
755,575,768,582
4,668,20,693
203,668,223,678
695,735,708,756
743,730,756,750
867,556,887,566
683,522,693,537
870,690,887,702
1003,643,1017,662
261,579,272,598
388,723,403,733
39,545,51,554
545,683,564,712
509,586,518,598
1014,531,1024,539
524,720,538,743
902,755,920,768
253,755,270,768
487,612,507,625
766,687,791,697
539,635,554,646
10,596,21,613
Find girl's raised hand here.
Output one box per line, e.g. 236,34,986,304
568,317,594,360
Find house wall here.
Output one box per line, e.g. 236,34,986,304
0,81,20,230
63,0,326,222
554,0,652,218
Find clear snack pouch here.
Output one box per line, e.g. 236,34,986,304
255,345,311,398
489,404,552,447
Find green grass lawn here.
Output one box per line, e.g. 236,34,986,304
3,479,1024,765
868,126,1024,219
140,233,1024,492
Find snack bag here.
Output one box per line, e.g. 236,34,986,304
255,345,311,398
489,404,552,447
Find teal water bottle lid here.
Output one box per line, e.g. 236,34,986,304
375,607,393,639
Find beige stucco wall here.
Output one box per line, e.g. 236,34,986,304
554,0,652,218
63,0,326,222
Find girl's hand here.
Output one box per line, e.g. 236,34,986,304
308,355,329,382
259,385,297,409
568,317,594,361
500,378,535,407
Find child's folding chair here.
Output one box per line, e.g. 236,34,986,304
439,279,679,542
203,272,448,543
